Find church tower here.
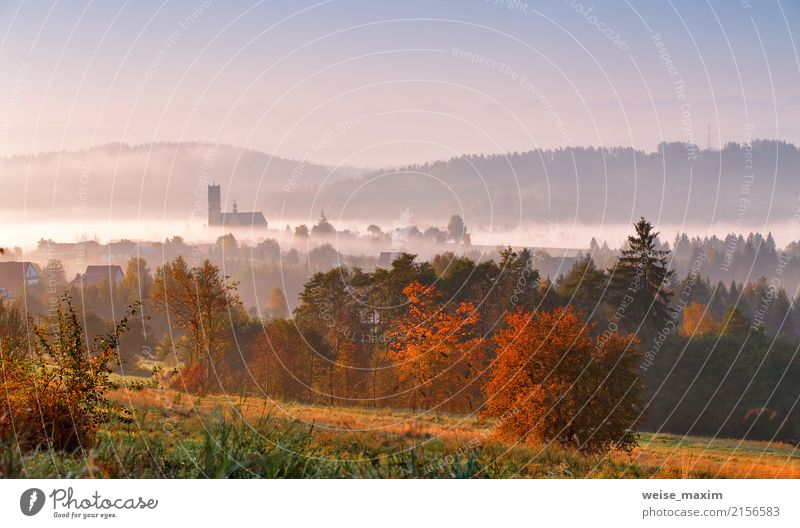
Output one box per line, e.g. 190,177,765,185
206,183,267,229
208,184,221,225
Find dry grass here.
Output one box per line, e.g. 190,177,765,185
626,434,800,478
104,387,800,479
108,387,490,448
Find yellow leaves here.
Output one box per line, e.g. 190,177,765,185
680,302,718,337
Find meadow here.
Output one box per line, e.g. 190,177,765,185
4,386,798,479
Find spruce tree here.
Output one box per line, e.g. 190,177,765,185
609,217,675,335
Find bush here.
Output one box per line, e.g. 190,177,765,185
0,294,136,452
483,306,642,454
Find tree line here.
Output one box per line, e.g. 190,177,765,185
3,217,800,453
148,218,800,447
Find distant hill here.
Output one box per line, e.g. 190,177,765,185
0,142,359,223
2,140,799,232
299,140,800,227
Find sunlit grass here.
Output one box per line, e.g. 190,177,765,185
3,387,797,479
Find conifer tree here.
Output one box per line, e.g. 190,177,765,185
608,217,674,335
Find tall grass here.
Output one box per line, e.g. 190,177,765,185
3,389,799,479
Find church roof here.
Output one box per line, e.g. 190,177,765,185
219,211,268,227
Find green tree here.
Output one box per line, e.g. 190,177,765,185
717,306,751,336
294,267,369,404
369,253,434,337
609,217,675,335
215,232,239,259
557,255,608,316
311,211,336,237
447,214,468,243
495,247,539,313
294,224,310,239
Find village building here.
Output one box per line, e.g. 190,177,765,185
71,265,124,287
0,261,40,301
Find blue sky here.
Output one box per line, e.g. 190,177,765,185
1,0,798,165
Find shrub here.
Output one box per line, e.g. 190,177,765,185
0,294,136,452
483,306,642,454
0,299,26,352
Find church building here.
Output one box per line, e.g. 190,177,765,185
208,184,268,229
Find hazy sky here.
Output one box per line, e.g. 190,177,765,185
1,0,799,167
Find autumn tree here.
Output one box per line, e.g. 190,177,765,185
387,281,485,412
0,298,27,354
115,257,155,374
150,256,240,391
267,287,290,318
680,302,718,336
483,306,641,453
250,317,318,400
120,257,153,304
44,259,68,292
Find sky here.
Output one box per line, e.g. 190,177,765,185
1,0,799,167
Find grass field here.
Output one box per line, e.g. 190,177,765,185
4,387,799,479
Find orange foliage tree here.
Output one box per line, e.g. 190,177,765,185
483,306,641,453
150,256,240,391
1,294,136,452
680,302,718,336
387,281,485,412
